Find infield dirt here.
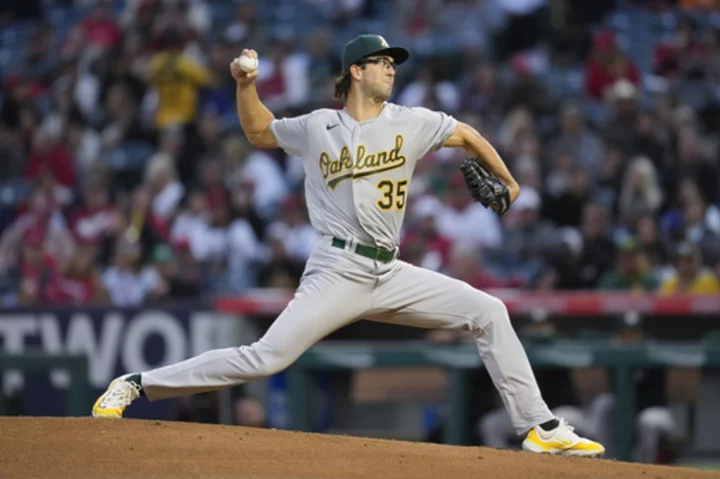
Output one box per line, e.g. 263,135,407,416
1,417,719,478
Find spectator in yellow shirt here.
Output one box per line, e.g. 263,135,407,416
660,242,720,295
148,29,213,129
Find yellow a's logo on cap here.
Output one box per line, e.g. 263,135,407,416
378,36,389,48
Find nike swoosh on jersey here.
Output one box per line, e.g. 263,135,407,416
326,124,339,130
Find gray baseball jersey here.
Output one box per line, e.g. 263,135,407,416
269,103,456,250
139,102,554,436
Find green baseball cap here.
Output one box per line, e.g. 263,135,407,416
341,34,409,73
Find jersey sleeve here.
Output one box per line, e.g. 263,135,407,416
411,107,458,156
269,113,311,157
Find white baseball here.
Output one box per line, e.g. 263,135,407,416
235,55,258,73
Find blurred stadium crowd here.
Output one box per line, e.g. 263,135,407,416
1,0,720,307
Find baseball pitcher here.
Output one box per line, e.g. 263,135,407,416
93,34,604,456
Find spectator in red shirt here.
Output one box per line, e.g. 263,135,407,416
68,181,122,246
254,39,289,109
24,129,77,188
81,1,123,51
18,227,62,305
51,242,108,305
652,17,707,81
199,160,230,212
61,1,122,60
0,189,75,273
585,30,640,100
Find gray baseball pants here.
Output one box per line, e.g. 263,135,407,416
142,235,554,434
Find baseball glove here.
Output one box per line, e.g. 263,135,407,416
459,158,511,216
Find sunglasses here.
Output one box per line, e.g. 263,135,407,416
357,57,397,71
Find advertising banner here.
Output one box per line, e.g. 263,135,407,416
0,305,231,419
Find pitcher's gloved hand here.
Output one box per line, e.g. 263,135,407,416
459,158,511,216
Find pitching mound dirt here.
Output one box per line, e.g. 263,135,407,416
1,417,718,478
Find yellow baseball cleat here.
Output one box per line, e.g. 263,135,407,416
522,418,605,457
92,374,142,418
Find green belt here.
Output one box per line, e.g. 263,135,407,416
331,237,397,263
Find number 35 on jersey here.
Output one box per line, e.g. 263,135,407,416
376,179,407,211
